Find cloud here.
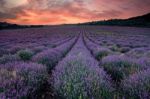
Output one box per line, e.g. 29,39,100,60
4,0,28,8
0,0,150,25
0,12,16,19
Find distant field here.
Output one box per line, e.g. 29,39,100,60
0,26,150,99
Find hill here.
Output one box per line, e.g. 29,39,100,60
79,13,150,27
0,22,43,30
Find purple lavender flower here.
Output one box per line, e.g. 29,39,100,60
121,68,150,99
0,54,20,64
0,62,48,98
0,48,9,57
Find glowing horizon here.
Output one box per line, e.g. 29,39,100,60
0,0,150,25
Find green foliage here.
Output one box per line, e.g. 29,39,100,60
95,50,110,60
17,49,34,61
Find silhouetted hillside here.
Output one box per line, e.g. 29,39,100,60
0,22,43,30
79,13,150,27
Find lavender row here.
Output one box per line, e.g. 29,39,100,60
32,36,78,72
86,28,150,49
0,34,74,57
51,35,114,99
0,26,76,57
0,35,77,65
85,29,150,59
84,35,149,81
0,62,48,98
83,35,113,60
84,34,150,98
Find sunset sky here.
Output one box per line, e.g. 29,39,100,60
0,0,150,25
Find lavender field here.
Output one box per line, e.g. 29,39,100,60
0,26,150,99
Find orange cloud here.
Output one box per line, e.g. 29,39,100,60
5,9,90,25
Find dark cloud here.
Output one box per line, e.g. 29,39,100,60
0,0,5,6
0,12,16,19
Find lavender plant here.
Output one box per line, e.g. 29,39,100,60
126,48,149,58
101,55,141,81
119,47,130,53
0,48,9,57
83,36,112,60
93,48,112,60
121,68,150,99
31,46,47,53
0,54,20,64
137,57,150,70
0,62,48,98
